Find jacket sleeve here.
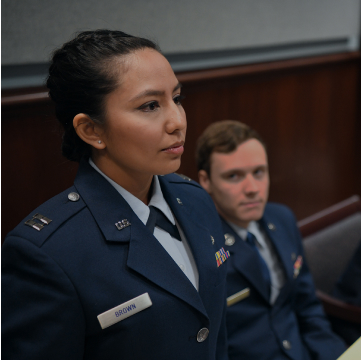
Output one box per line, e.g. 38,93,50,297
2,236,86,360
288,214,347,360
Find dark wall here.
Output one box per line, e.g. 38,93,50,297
2,52,361,241
2,95,79,241
177,52,361,219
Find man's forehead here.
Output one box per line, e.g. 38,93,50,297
210,140,268,171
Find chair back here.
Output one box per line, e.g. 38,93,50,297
298,195,361,293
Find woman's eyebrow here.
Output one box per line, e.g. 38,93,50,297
174,82,182,92
130,82,182,102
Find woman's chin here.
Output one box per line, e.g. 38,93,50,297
157,159,181,176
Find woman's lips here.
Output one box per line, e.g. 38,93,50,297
162,142,185,155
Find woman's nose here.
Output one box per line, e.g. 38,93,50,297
165,103,186,134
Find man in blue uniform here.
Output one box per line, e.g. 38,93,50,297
196,120,346,360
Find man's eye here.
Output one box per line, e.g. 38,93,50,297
138,101,160,112
173,94,185,105
228,173,239,181
254,169,265,178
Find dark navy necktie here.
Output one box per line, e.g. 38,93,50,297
246,232,271,297
146,205,182,241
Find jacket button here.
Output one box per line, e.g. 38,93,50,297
197,328,209,342
225,233,235,246
267,222,276,231
68,192,80,202
283,340,292,350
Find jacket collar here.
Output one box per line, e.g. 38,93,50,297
259,209,294,282
222,217,270,303
74,160,135,242
222,206,297,306
259,209,295,307
73,161,212,318
159,177,222,311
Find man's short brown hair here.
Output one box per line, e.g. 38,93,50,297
196,120,265,175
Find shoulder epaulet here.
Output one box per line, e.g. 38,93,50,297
162,173,203,189
6,186,86,248
174,173,192,181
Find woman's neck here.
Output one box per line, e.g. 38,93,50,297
91,155,153,205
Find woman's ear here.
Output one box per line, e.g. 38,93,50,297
73,113,105,149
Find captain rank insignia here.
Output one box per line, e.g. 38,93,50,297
25,213,52,231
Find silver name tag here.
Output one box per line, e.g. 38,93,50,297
97,293,152,329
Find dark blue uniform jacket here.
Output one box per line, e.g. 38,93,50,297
2,161,228,360
223,203,346,360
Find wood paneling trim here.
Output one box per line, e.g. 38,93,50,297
177,51,361,83
316,290,361,323
298,195,361,237
1,91,49,106
2,51,360,106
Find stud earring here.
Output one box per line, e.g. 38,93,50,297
98,140,102,144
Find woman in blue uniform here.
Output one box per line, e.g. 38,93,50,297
2,30,228,360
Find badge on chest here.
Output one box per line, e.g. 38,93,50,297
97,293,152,329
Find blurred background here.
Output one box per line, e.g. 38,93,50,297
2,0,361,240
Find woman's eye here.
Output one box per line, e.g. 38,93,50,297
173,94,185,105
138,101,160,112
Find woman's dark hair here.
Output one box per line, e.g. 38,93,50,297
47,29,160,161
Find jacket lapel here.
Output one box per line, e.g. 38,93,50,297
259,213,295,306
127,221,208,317
159,177,219,312
73,160,134,242
74,162,208,318
222,218,270,303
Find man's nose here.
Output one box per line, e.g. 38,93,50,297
243,175,259,193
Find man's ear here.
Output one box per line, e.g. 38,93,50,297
198,170,212,194
73,113,105,150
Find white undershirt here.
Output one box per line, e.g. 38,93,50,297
89,159,199,290
229,220,286,304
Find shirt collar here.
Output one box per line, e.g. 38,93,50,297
89,158,175,225
228,220,261,244
148,177,175,225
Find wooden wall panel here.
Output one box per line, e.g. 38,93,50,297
2,53,361,242
176,53,361,220
1,99,78,240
